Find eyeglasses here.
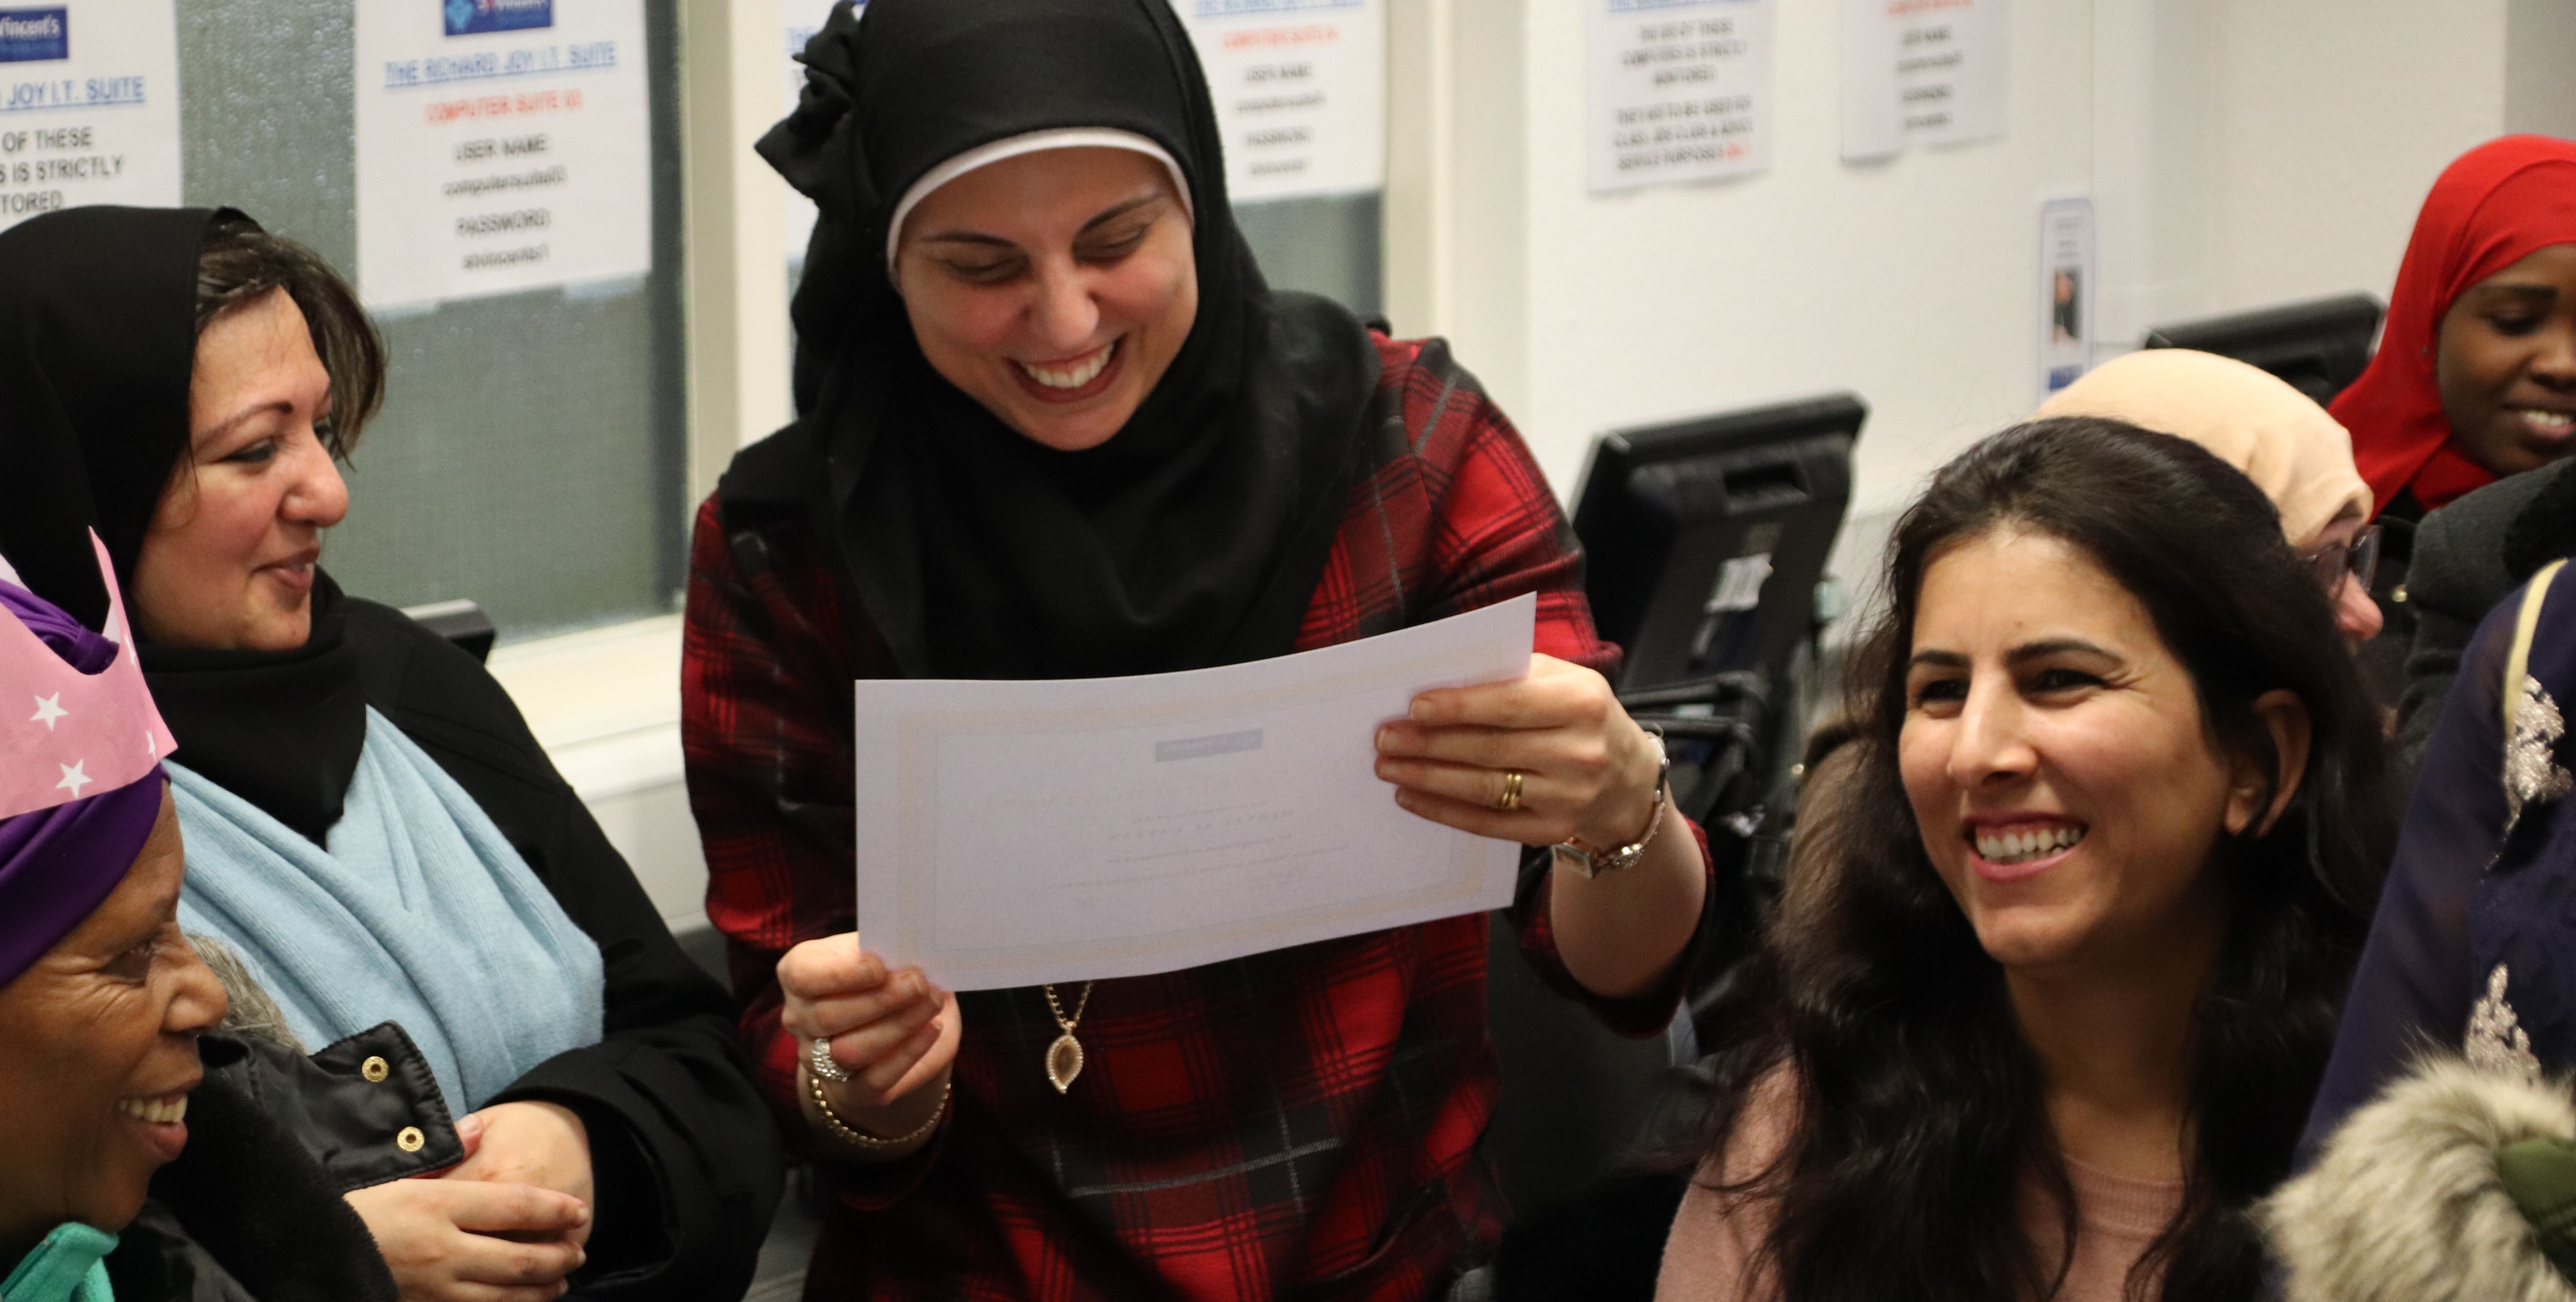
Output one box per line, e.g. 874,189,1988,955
2306,524,2381,596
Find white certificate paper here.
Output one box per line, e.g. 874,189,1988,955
1586,0,1774,193
355,0,653,311
854,595,1536,990
0,0,181,232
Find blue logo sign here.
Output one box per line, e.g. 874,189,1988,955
0,8,67,62
444,0,551,36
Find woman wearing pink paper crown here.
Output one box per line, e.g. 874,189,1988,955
0,207,781,1302
0,538,428,1300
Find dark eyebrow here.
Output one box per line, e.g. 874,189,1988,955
918,193,1167,250
1077,193,1163,234
198,378,334,449
197,399,294,447
2004,638,2119,666
2465,282,2560,304
918,230,1015,249
1907,639,2119,671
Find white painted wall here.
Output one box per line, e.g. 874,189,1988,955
1386,0,2544,611
2205,0,2508,322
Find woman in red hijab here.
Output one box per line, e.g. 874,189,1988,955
2329,135,2576,704
2337,135,2576,516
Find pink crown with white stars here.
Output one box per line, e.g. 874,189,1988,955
0,531,174,820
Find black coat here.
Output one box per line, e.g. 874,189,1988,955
309,597,782,1298
2395,460,2576,761
2358,493,2422,717
107,1028,432,1301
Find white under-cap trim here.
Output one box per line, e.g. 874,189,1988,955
884,127,1195,279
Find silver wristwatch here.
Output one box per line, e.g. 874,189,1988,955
1553,726,1669,879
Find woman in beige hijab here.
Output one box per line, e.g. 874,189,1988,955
2036,348,2382,641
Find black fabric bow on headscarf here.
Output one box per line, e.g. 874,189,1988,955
734,0,1382,680
0,206,365,845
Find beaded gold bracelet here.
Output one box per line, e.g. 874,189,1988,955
807,1069,951,1151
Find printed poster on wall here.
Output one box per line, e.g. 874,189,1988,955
355,0,652,312
0,0,181,232
1587,0,1774,194
780,0,844,265
1840,0,2008,162
1177,0,1385,204
2037,195,2095,400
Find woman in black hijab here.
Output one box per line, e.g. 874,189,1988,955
687,1,1713,1297
0,206,783,1302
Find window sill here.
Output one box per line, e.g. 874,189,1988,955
485,615,705,930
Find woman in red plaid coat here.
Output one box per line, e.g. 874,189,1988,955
683,2,1711,1298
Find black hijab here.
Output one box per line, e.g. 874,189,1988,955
0,206,365,844
739,0,1382,680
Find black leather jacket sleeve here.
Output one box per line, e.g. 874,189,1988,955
106,1033,409,1302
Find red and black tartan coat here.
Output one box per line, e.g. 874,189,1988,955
681,333,1710,1301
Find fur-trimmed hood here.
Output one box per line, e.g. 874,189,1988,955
2265,1055,2576,1302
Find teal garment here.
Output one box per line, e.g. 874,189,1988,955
169,707,604,1109
2,1222,117,1302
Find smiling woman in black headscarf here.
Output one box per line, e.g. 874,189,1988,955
0,206,782,1302
685,1,1714,1297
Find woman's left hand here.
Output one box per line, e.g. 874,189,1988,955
1374,653,1662,850
438,1100,595,1248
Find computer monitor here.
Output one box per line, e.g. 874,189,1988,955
2141,293,2385,406
1571,393,1862,694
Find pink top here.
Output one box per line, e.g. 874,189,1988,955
1655,1071,2186,1301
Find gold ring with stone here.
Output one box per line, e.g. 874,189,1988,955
1497,770,1526,812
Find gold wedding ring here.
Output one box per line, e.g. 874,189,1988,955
1497,770,1526,812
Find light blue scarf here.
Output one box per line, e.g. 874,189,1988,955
3,1223,115,1302
169,708,603,1110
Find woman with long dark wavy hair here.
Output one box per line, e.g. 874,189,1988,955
1652,418,2394,1302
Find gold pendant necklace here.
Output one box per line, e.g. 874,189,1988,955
1042,981,1096,1093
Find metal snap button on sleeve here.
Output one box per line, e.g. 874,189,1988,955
396,1126,426,1153
361,1055,390,1083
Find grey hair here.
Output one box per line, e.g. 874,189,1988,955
187,931,305,1054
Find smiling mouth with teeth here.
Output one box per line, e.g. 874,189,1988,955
117,1093,188,1125
1016,339,1118,390
1970,823,2087,865
2518,408,2576,434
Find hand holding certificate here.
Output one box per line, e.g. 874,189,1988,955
851,594,1539,990
783,590,1693,1134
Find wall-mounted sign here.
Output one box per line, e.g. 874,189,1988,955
355,0,653,311
1177,0,1385,204
0,0,181,232
1587,0,1774,193
1840,0,2008,162
2038,194,2095,399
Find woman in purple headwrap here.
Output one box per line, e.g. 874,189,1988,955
0,570,441,1301
0,583,219,1301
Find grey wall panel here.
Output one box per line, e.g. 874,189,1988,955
1235,190,1383,319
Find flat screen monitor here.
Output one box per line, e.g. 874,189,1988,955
1571,393,1862,694
2141,293,2384,406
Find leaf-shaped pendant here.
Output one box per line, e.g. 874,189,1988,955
1046,1032,1085,1093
